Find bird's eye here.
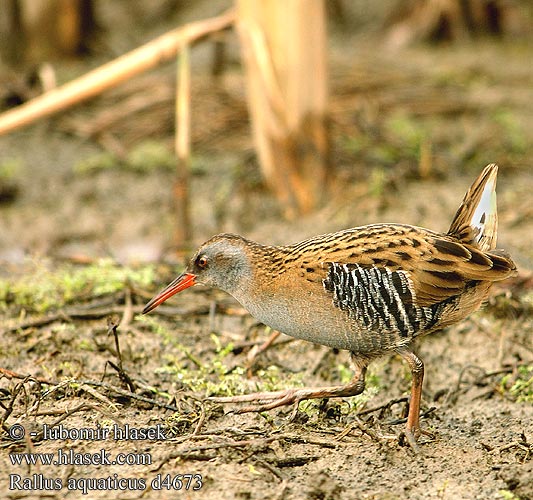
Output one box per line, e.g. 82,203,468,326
197,255,208,269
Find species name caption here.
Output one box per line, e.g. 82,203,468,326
7,424,203,494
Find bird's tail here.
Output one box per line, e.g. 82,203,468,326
448,164,499,251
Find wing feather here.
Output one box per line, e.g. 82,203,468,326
292,226,516,308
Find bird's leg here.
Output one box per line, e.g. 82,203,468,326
396,348,424,442
207,353,367,414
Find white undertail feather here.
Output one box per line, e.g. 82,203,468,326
448,164,499,251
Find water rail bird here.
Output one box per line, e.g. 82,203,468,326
143,164,516,442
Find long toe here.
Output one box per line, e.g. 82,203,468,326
400,428,421,453
207,388,300,413
207,388,293,404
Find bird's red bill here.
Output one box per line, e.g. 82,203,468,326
142,272,196,314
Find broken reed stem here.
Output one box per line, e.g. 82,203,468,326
0,9,235,136
236,0,329,216
174,42,192,249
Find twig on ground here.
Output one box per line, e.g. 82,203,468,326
490,433,531,460
335,417,382,442
0,368,53,385
28,402,124,443
79,380,180,412
267,455,320,467
191,403,206,436
1,299,243,336
106,315,136,392
28,403,90,441
356,396,409,417
385,406,436,426
245,329,281,377
1,369,180,414
253,458,286,480
152,436,278,471
1,307,138,335
79,383,119,409
0,378,32,430
278,433,338,449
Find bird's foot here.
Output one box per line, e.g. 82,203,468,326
208,366,366,419
399,426,435,453
207,387,310,415
207,380,366,417
399,428,421,453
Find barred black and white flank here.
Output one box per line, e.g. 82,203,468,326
323,262,444,342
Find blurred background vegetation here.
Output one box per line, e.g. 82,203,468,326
0,0,532,263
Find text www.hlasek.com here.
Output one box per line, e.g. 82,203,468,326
10,449,151,466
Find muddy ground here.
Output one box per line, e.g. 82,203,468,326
1,3,532,500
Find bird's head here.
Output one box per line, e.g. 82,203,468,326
142,234,253,314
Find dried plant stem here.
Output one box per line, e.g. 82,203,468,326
174,43,192,248
0,9,235,136
236,0,329,216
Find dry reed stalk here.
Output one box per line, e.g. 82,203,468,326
174,43,192,249
236,0,329,217
0,9,235,136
